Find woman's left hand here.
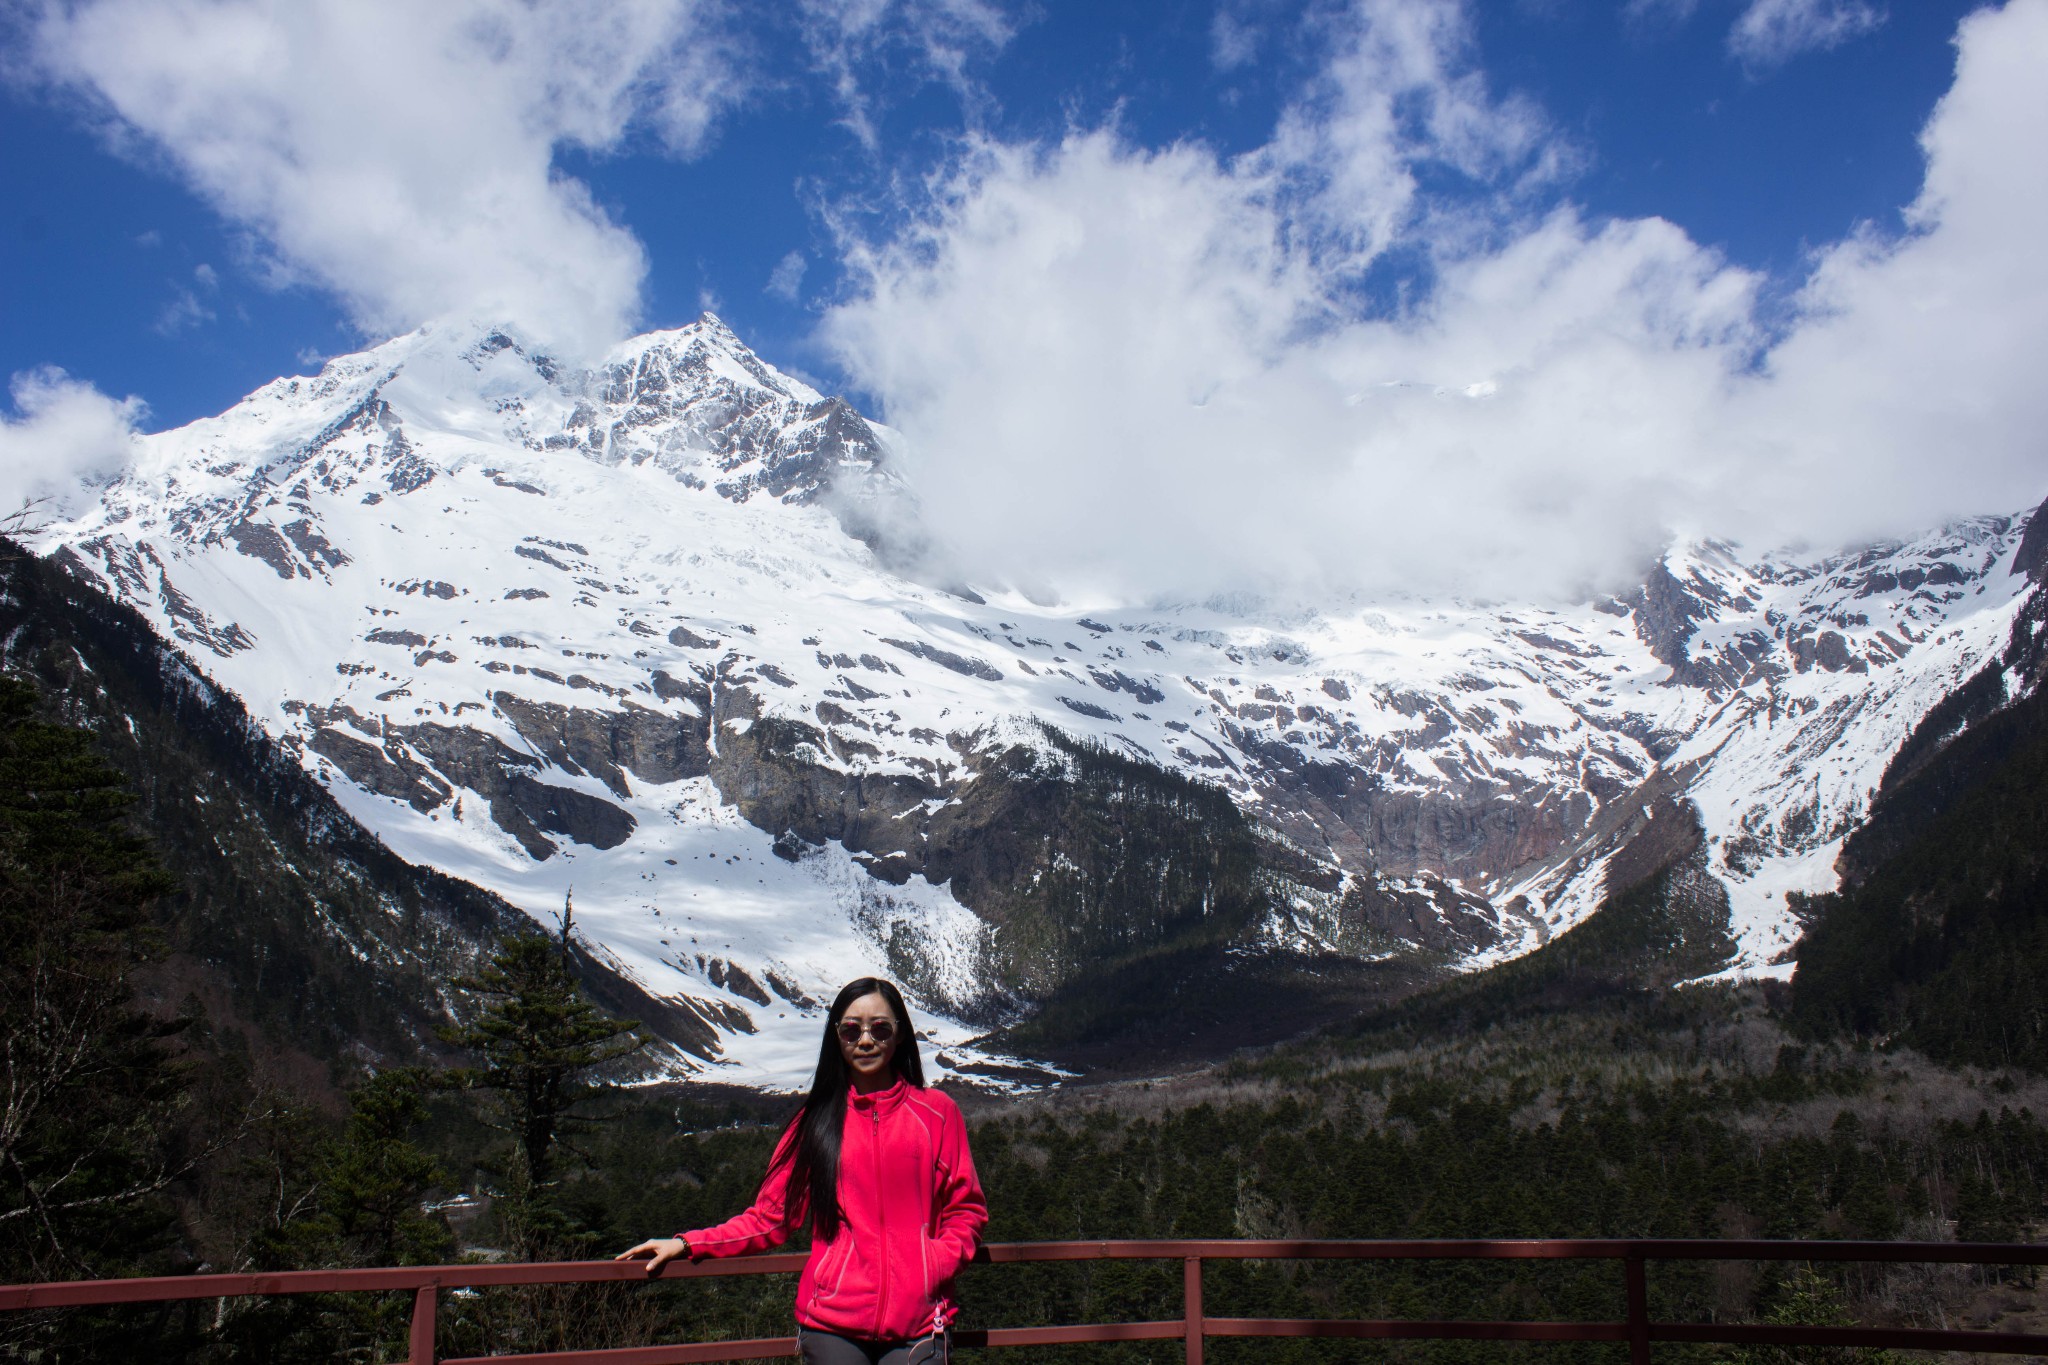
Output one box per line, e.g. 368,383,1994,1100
616,1237,689,1273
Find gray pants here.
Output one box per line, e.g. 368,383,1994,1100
797,1326,947,1365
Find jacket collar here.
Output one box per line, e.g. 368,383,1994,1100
847,1075,909,1115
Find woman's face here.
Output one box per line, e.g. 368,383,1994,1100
836,991,900,1084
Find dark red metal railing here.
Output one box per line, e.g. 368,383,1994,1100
5,1238,2045,1363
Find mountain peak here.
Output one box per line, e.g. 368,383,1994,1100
34,316,2047,1086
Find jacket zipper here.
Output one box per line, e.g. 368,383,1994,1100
872,1103,886,1321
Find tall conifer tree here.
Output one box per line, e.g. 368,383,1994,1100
442,895,646,1246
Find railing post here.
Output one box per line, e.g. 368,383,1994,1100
409,1283,437,1365
1624,1253,1649,1365
1183,1256,1204,1365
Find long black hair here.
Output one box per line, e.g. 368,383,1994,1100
778,977,925,1240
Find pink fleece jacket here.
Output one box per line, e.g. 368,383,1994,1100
680,1079,987,1341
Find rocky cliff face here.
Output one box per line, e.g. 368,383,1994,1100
0,540,725,1069
36,315,2047,1084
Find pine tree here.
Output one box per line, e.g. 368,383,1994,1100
217,1070,454,1361
0,673,188,1282
311,1068,454,1269
442,895,647,1248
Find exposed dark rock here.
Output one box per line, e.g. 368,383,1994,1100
1088,668,1166,704
366,718,553,858
527,536,589,556
669,625,720,649
514,544,571,570
1602,791,1706,899
1623,558,1769,689
763,968,814,1005
227,520,301,579
81,546,261,658
2014,492,2048,584
757,395,886,502
300,705,663,861
1789,629,1856,674
650,669,711,709
701,711,1269,1016
1628,562,1706,670
503,772,635,849
491,690,708,796
366,628,429,647
282,518,349,570
1326,873,1508,956
881,637,1002,680
308,725,451,812
383,438,434,495
706,958,773,1005
815,700,863,728
1058,696,1119,721
486,470,546,495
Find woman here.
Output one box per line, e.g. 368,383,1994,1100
618,978,986,1365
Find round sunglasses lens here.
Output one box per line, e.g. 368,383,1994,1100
869,1021,895,1042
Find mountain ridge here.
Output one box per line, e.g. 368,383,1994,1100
36,313,2046,1085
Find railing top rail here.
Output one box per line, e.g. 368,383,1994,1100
981,1237,2048,1264
4,1237,2045,1312
0,1254,810,1312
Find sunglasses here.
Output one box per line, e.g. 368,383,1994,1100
836,1019,898,1045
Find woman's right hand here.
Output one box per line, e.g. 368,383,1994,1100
615,1237,689,1273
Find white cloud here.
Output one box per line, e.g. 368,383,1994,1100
153,285,213,335
1730,0,2048,545
797,0,1014,148
1260,0,1569,269
154,258,222,335
766,249,809,301
25,0,746,360
0,369,146,520
1729,0,1885,69
1211,11,1263,70
1622,0,1702,21
822,0,2048,603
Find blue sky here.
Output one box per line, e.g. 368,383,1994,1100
0,0,1983,424
2,0,2043,600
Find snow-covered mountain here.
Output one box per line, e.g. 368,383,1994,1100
40,315,2045,1086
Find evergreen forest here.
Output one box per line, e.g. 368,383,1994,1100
3,541,2046,1363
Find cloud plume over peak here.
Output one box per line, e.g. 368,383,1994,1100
822,0,2048,605
0,369,145,519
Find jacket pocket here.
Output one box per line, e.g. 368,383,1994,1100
808,1234,855,1312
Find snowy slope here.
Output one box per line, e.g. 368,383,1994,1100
41,315,2042,1084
